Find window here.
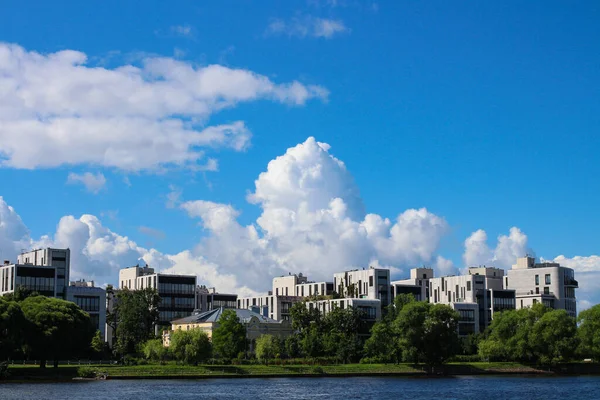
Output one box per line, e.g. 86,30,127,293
535,275,539,285
369,276,373,287
466,281,471,291
422,273,427,279
536,287,539,294
520,300,523,308
545,274,551,285
276,288,279,296
533,299,538,305
544,287,550,295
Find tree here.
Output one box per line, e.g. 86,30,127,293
301,324,323,359
578,304,600,360
363,320,397,363
90,330,106,359
285,335,301,358
0,297,25,360
290,302,321,332
142,338,169,362
529,309,578,364
394,302,459,367
255,334,281,364
322,307,365,363
20,295,94,368
113,288,161,356
169,329,211,365
212,310,246,360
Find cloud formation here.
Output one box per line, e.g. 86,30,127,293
67,172,107,194
463,227,528,269
0,43,327,172
267,16,349,39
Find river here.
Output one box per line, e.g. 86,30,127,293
1,376,598,399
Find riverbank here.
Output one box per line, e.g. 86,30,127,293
3,362,600,382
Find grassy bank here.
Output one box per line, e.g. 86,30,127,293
3,361,571,381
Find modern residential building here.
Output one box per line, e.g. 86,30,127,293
506,256,578,317
333,267,391,308
17,248,70,299
196,285,238,312
162,307,294,351
237,294,301,321
391,267,434,302
118,265,197,329
305,298,382,321
66,280,106,339
429,267,515,335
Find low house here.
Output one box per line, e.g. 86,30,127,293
162,307,293,350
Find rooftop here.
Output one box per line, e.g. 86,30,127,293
171,307,282,325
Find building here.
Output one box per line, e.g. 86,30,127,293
506,256,578,317
237,294,301,321
119,265,197,329
66,280,106,339
162,307,294,350
17,248,70,299
429,267,515,335
333,267,391,308
196,286,238,312
391,267,434,302
305,298,381,321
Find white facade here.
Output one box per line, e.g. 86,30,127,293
14,248,71,299
506,256,578,317
272,274,308,297
391,267,434,302
237,294,302,321
429,268,515,334
333,267,391,307
66,280,107,339
305,298,382,323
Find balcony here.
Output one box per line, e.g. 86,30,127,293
565,278,578,288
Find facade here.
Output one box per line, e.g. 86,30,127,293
162,307,294,350
429,267,515,335
119,265,197,328
333,267,391,308
237,294,302,321
305,298,382,321
196,286,238,312
17,248,70,299
506,256,578,317
66,280,107,338
391,267,434,302
0,261,57,298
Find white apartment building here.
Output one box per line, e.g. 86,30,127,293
237,294,301,321
66,280,107,339
429,267,515,335
195,286,237,312
506,256,578,317
118,265,197,328
333,267,391,308
304,298,382,333
391,267,433,302
0,248,71,299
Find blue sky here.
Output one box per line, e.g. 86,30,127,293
0,1,598,306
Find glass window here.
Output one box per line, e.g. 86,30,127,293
545,274,551,285
535,275,539,285
544,287,550,295
466,281,471,291
369,276,373,287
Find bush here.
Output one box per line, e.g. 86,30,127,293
77,366,97,378
311,366,324,374
451,354,483,362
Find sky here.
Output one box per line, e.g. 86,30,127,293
0,1,599,309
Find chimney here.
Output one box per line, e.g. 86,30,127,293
4,260,9,266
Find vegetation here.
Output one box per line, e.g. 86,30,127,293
577,304,600,360
111,288,160,356
255,335,281,364
211,309,246,360
169,329,212,365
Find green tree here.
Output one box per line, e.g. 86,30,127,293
0,297,26,360
290,302,322,332
363,320,397,363
322,307,365,363
394,302,459,367
20,296,94,368
142,338,169,362
529,309,578,364
90,330,106,359
255,334,281,364
301,324,323,359
169,329,211,365
578,304,600,360
385,293,416,322
285,335,301,358
114,288,161,356
212,310,246,360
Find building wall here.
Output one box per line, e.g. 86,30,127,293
0,263,57,298
17,248,70,299
305,298,382,322
237,294,302,321
66,284,107,339
506,257,577,317
333,268,391,307
272,274,308,297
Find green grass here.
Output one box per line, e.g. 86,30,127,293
3,361,558,380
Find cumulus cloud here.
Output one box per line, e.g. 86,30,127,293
463,227,528,269
67,172,107,194
0,197,30,261
0,43,328,172
179,137,449,291
266,15,349,39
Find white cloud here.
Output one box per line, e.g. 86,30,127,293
463,227,528,269
0,43,327,172
267,16,349,39
0,197,30,261
170,25,194,38
180,137,450,291
67,172,107,194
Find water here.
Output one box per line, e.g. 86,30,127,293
1,376,598,399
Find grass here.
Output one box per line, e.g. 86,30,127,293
5,361,586,381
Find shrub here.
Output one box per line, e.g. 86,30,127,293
77,366,97,378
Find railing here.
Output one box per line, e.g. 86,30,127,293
565,279,578,287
